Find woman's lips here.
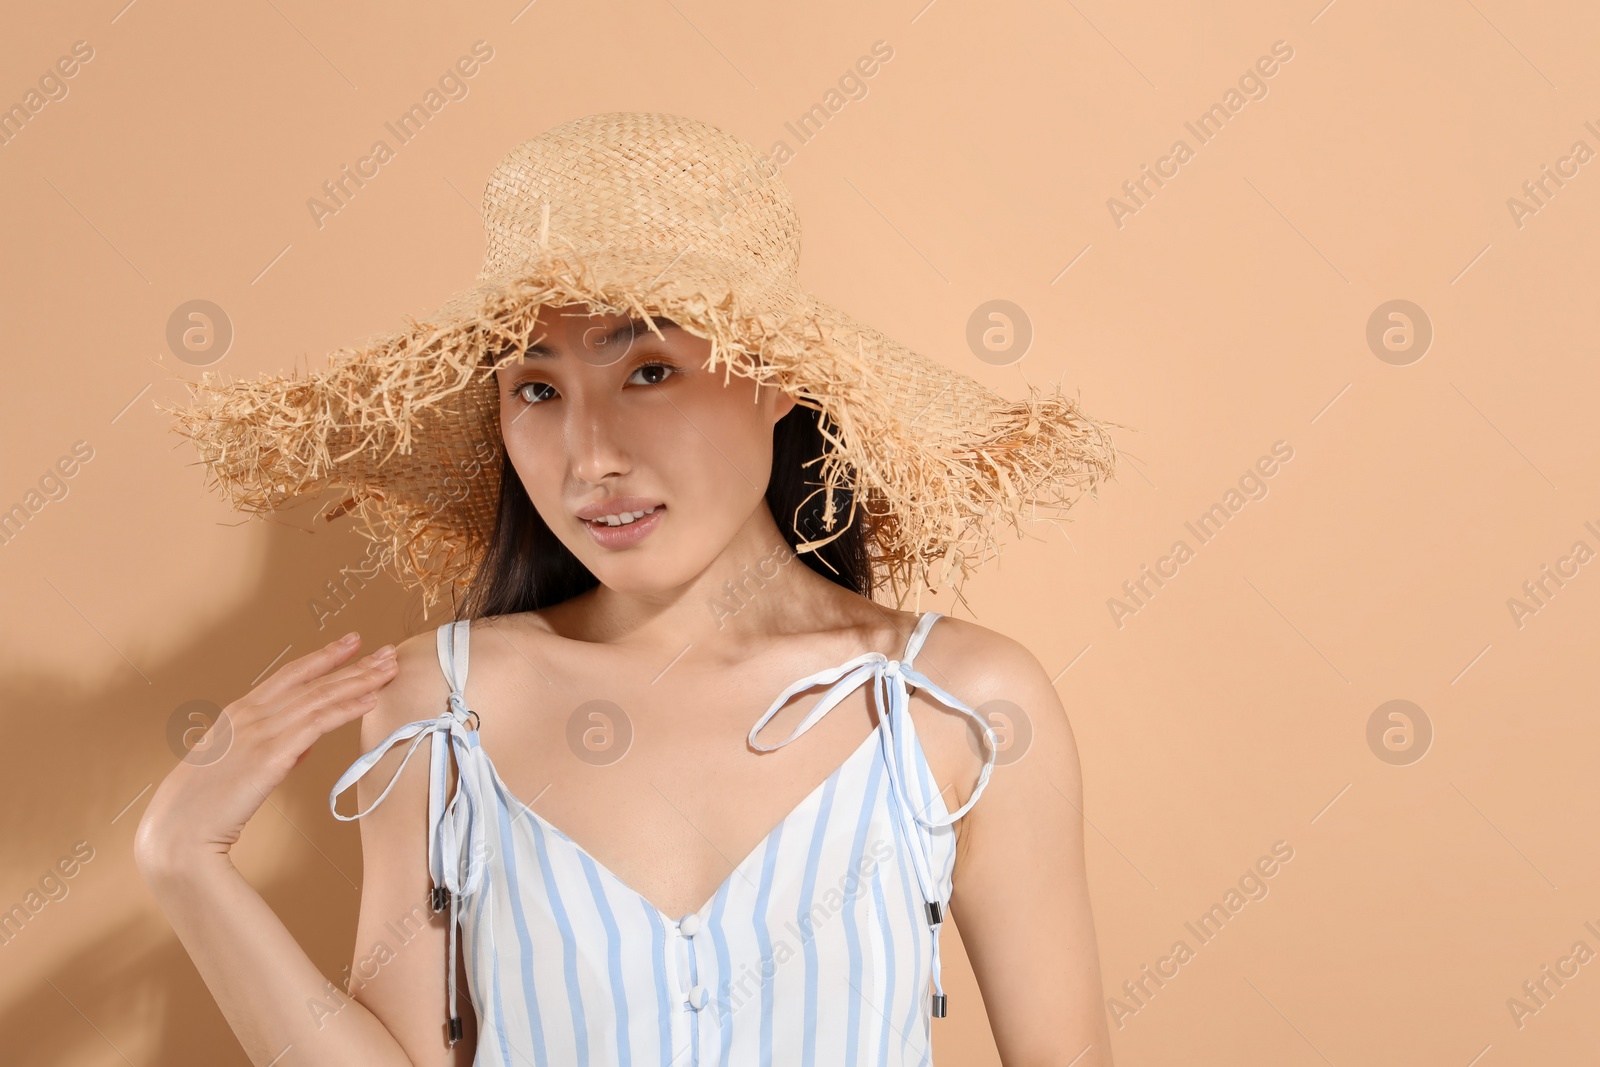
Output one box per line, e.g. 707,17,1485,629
582,505,665,549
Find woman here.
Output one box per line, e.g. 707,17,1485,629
136,112,1119,1066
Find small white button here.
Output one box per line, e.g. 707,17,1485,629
678,913,701,938
687,984,708,1009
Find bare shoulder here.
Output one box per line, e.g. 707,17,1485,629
909,614,1084,817
917,614,1057,704
337,627,453,864
358,625,452,751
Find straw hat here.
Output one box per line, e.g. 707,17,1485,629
168,112,1121,613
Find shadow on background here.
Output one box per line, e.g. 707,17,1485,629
0,503,435,1066
0,505,994,1066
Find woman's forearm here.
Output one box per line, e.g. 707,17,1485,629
130,636,412,1064
142,851,413,1067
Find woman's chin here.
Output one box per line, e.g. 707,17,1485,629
561,516,745,598
577,544,704,597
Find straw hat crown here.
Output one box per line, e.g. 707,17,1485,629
168,111,1121,612
477,113,806,314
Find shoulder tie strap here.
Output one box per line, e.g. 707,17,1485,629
745,611,998,1020
327,619,489,1046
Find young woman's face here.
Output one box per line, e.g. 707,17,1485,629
495,303,795,594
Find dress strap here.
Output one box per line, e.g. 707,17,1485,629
745,610,997,1019
899,609,940,670
328,619,489,1046
437,619,472,702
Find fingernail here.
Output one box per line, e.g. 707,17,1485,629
374,645,396,659
340,632,360,646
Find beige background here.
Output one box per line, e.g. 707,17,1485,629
3,0,1598,1063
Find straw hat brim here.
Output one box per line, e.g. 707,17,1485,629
166,242,1122,613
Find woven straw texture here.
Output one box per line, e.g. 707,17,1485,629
166,112,1122,613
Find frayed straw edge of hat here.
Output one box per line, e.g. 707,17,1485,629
162,252,1126,616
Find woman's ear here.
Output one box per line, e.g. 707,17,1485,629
767,387,797,425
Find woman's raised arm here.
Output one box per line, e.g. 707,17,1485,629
133,632,463,1066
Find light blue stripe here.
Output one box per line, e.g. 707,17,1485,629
709,882,734,1064
752,821,785,1067
577,854,632,1067
476,880,515,1067
911,730,940,1066
887,777,925,1055
841,752,885,1067
871,865,895,1066
797,773,841,1067
686,920,700,1067
642,902,673,1067
530,819,591,1065
497,802,550,1067
913,735,941,888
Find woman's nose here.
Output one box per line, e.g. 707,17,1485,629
563,394,632,484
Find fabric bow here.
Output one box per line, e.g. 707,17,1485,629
747,647,999,1017
328,693,496,902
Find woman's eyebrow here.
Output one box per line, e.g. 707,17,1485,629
522,316,679,358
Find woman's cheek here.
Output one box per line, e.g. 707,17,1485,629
506,424,562,512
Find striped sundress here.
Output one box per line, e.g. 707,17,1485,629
330,610,998,1066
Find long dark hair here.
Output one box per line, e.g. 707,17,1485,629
458,402,872,619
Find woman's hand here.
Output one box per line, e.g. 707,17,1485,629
126,633,436,1065
135,632,399,878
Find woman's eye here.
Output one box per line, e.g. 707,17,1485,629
514,381,558,404
628,363,675,386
